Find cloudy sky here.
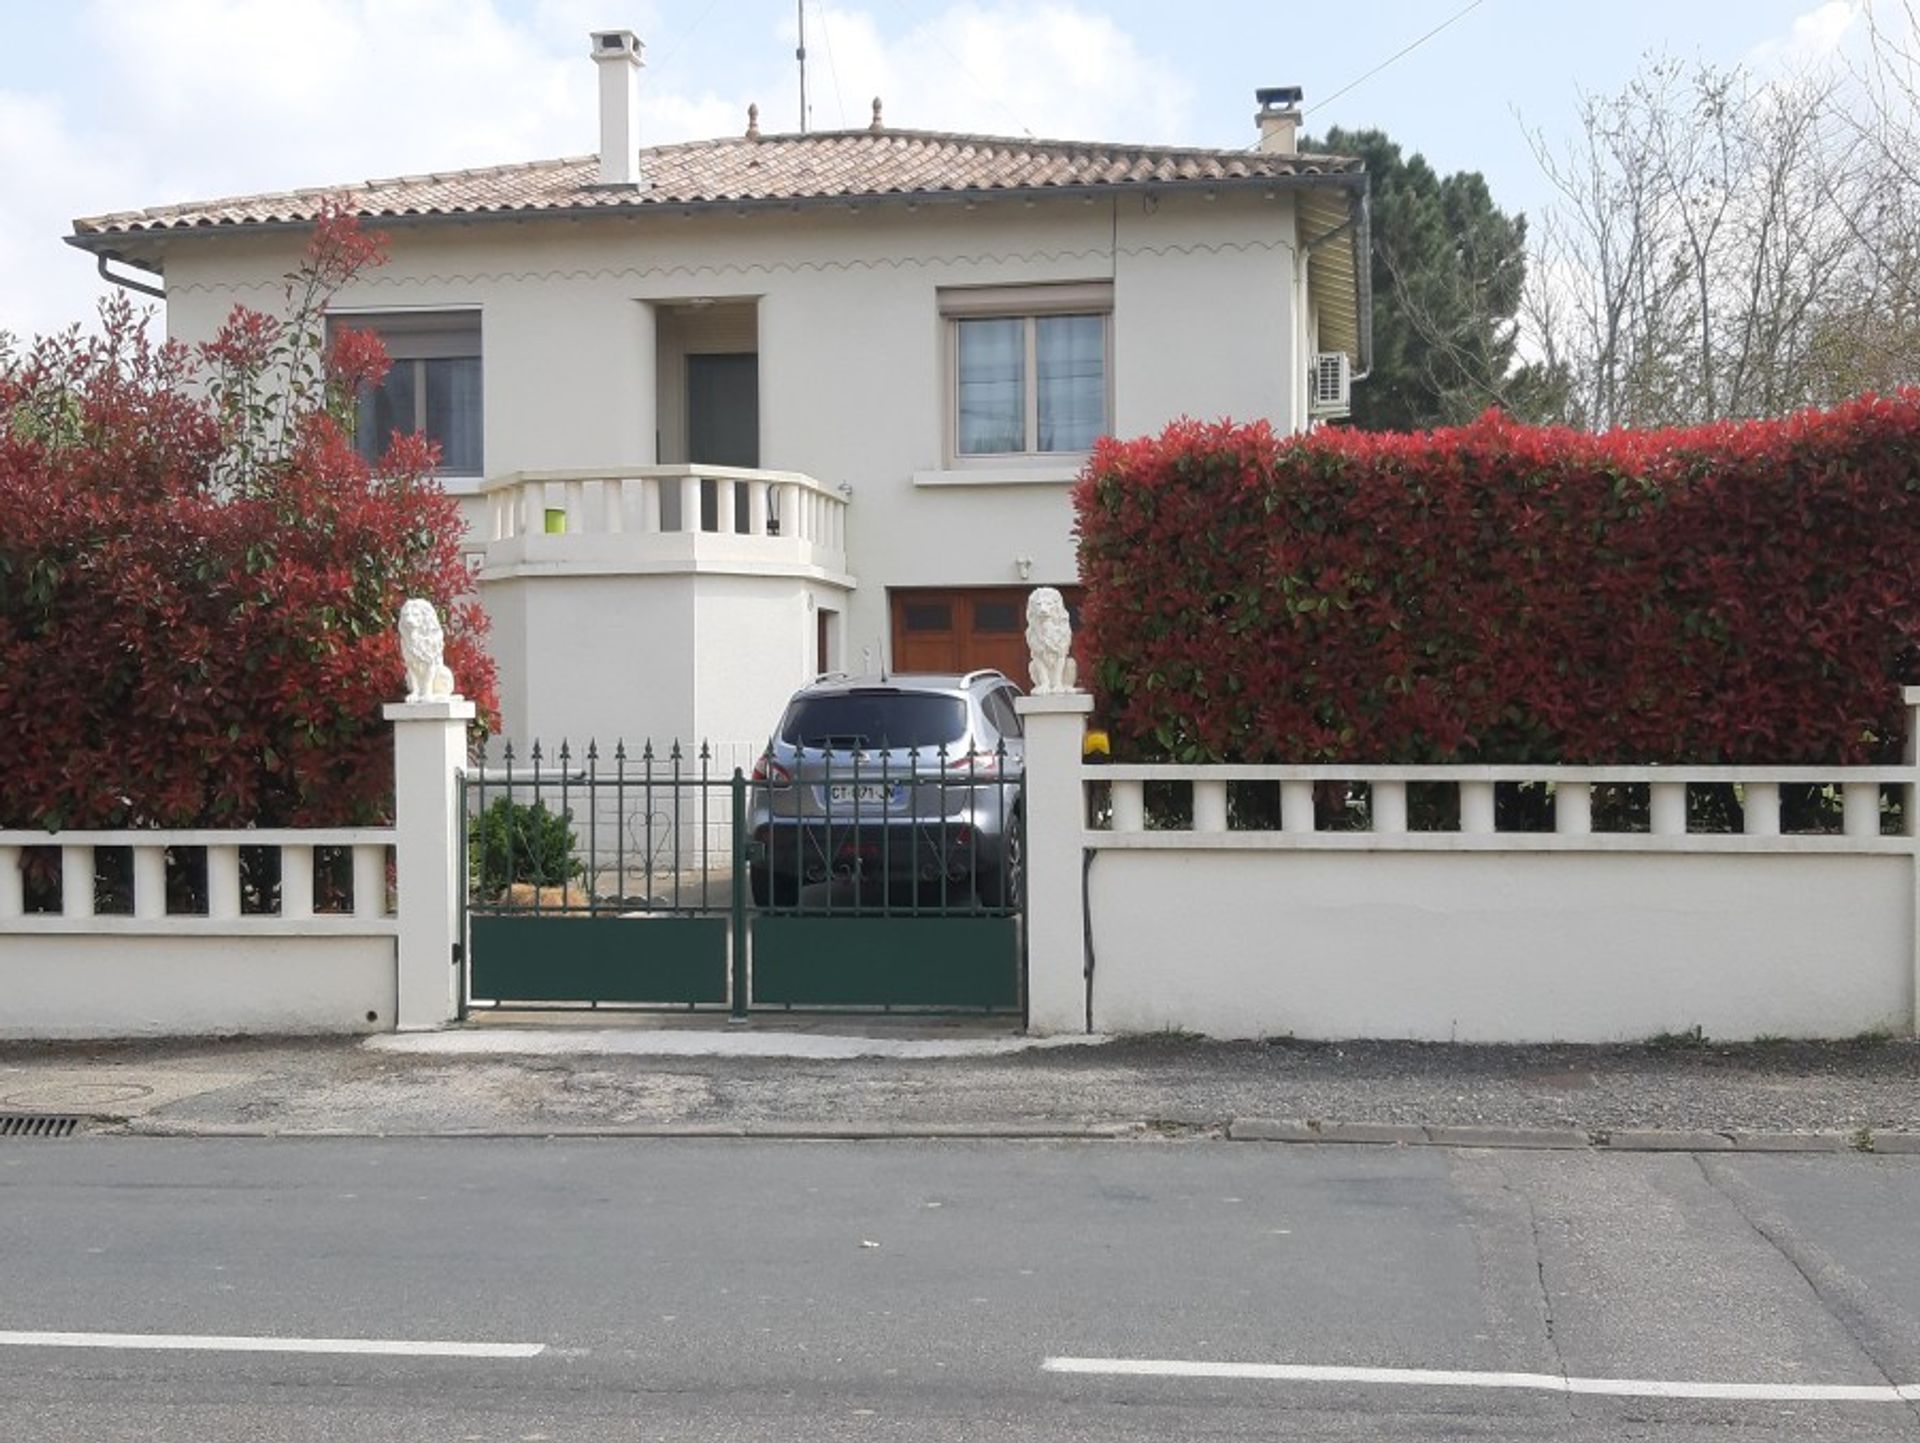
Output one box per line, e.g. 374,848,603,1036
0,0,1867,340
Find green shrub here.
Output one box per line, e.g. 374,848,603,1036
471,798,581,895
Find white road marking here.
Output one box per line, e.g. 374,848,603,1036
1043,1357,1915,1403
0,1330,545,1359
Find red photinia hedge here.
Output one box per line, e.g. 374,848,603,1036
0,209,496,828
1075,399,1920,764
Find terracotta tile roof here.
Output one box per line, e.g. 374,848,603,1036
71,128,1363,240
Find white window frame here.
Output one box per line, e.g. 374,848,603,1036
941,283,1112,466
327,308,484,478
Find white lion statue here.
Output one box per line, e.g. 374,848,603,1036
398,597,456,702
1025,587,1079,695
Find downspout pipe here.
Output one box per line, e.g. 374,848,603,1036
95,252,165,300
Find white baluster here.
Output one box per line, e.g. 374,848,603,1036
747,479,769,537
0,845,21,919
1372,780,1407,834
1192,779,1227,834
1556,781,1592,834
1742,782,1780,836
354,844,389,918
1281,780,1316,833
61,845,94,919
207,844,242,920
281,844,314,920
1844,782,1881,839
715,474,737,534
1651,781,1687,836
642,476,662,533
1112,780,1146,833
1459,781,1495,834
133,846,168,920
681,475,703,534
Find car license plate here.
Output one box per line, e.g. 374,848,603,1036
828,783,897,806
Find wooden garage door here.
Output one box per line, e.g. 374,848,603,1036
890,587,1083,685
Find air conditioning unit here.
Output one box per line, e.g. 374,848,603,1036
1310,351,1352,417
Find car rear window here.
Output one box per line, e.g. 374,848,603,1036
779,692,968,750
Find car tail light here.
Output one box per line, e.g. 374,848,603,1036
945,751,1000,778
752,756,792,785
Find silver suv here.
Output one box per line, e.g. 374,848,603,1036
747,670,1026,909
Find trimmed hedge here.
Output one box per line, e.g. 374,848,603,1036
1074,400,1920,764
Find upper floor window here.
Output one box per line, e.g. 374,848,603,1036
328,310,483,475
942,284,1111,461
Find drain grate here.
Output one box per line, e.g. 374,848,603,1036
0,1114,82,1138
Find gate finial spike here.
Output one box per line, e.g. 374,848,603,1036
613,739,627,765
586,739,599,763
642,738,655,763
530,739,544,767
558,739,572,766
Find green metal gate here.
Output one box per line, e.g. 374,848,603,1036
461,738,1023,1016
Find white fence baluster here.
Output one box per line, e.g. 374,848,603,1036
747,479,769,537
1193,779,1228,834
0,845,22,919
1281,780,1316,833
1112,780,1146,833
680,475,703,534
61,845,95,919
1844,782,1881,838
1555,781,1592,834
1742,782,1780,835
281,844,314,920
353,844,389,918
1459,781,1495,834
133,846,168,920
206,845,242,920
1372,781,1407,834
1651,781,1687,836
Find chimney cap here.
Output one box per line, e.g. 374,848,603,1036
1255,85,1303,111
591,29,642,60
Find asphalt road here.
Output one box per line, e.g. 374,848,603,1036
3,1138,1919,1441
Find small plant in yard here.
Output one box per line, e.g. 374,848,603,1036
1646,1025,1709,1051
471,798,582,897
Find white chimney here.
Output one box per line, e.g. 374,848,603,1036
1254,85,1303,154
591,29,644,186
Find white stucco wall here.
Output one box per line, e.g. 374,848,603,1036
157,190,1306,733
1,933,397,1039
1081,850,1915,1043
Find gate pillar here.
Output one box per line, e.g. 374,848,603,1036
386,697,476,1030
1016,691,1092,1034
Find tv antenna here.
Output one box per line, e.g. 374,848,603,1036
796,0,808,133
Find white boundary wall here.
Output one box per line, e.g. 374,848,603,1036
1018,689,1920,1044
0,829,398,1039
2,699,472,1040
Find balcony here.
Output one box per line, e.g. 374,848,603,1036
479,466,850,584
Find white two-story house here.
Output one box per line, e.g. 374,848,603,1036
68,31,1370,751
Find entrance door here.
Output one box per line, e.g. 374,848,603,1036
687,353,760,468
890,587,1082,684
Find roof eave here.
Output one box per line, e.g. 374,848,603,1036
66,167,1368,252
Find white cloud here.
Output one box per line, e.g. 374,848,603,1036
797,3,1191,141
1746,0,1862,70
0,0,1192,342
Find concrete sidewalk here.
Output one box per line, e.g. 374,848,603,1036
4,1024,1920,1147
